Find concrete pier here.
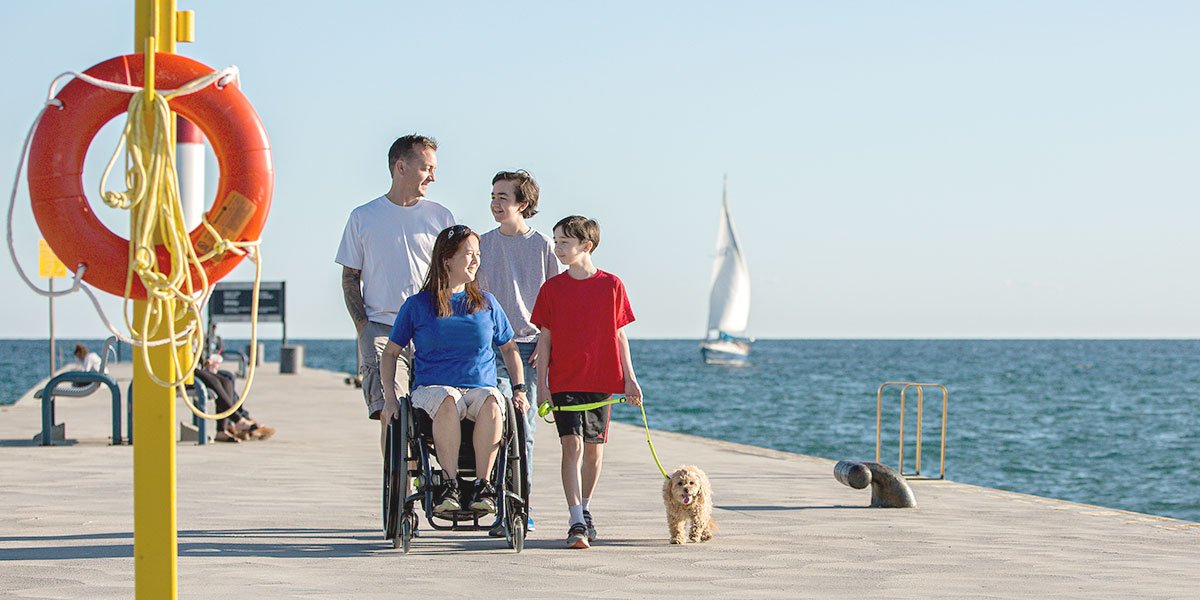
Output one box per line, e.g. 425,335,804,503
1,364,1197,598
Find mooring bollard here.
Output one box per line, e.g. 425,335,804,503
834,460,917,508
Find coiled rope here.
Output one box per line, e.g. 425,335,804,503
5,63,262,421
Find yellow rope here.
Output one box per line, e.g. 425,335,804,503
539,396,669,479
97,74,263,421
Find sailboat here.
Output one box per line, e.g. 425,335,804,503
700,176,752,365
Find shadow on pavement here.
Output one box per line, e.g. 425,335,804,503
715,504,865,511
0,528,393,560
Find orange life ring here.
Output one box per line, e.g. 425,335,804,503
28,53,273,299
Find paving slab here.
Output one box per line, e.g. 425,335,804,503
1,362,1197,599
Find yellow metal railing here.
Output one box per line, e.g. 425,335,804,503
876,382,948,479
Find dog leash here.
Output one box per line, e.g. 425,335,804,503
538,396,669,479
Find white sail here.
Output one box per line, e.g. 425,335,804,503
706,185,750,335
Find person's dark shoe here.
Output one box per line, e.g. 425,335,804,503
583,510,597,542
433,480,461,514
469,479,497,514
488,521,506,537
566,522,589,549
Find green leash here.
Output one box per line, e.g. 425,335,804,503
538,396,669,479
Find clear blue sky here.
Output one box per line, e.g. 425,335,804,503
2,1,1197,339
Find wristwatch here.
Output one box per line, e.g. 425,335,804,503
512,383,527,393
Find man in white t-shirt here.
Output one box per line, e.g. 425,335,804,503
336,134,455,438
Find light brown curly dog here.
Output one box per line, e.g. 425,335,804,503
662,465,717,544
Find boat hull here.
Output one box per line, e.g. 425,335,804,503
700,339,751,365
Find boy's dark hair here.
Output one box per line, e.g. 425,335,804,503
387,134,438,175
492,170,540,218
553,215,601,253
73,343,88,359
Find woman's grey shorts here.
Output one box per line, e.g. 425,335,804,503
410,385,507,422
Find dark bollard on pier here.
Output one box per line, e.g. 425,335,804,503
280,344,305,374
834,460,917,508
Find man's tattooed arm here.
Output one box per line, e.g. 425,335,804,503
342,266,368,331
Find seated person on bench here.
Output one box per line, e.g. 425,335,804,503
193,354,276,442
69,343,106,387
379,225,529,515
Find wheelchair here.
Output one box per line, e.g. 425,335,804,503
383,392,529,554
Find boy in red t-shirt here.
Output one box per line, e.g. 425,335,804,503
531,215,643,549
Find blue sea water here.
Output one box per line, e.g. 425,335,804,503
3,339,1197,522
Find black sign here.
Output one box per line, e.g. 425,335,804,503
209,281,285,323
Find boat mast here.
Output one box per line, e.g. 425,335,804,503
714,173,728,339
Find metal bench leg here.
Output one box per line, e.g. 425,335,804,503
110,382,122,445
40,388,54,446
127,384,134,445
195,385,208,446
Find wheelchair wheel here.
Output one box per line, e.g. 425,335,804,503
396,398,416,550
503,400,526,552
383,420,402,540
399,397,412,506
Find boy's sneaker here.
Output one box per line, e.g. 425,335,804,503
527,516,536,532
583,510,597,542
433,480,461,515
566,522,590,549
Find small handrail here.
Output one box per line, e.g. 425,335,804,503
875,382,948,479
124,381,212,445
186,383,210,445
220,350,248,378
40,370,123,446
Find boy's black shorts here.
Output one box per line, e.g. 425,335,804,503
551,392,611,444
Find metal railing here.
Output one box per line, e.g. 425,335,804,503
124,382,211,445
876,382,948,479
220,350,248,378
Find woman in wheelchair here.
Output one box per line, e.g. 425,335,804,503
379,224,529,516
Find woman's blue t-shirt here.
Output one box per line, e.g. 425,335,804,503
389,290,514,389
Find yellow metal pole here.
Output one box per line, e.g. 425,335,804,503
132,2,190,598
915,385,924,475
898,386,906,474
875,384,883,463
939,386,948,480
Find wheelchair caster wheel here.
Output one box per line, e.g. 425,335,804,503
400,513,414,554
508,512,525,553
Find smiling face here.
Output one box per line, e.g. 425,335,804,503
552,226,592,267
444,233,481,286
669,468,705,507
394,146,438,198
490,180,526,225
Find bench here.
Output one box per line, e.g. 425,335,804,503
38,337,122,446
124,378,214,446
